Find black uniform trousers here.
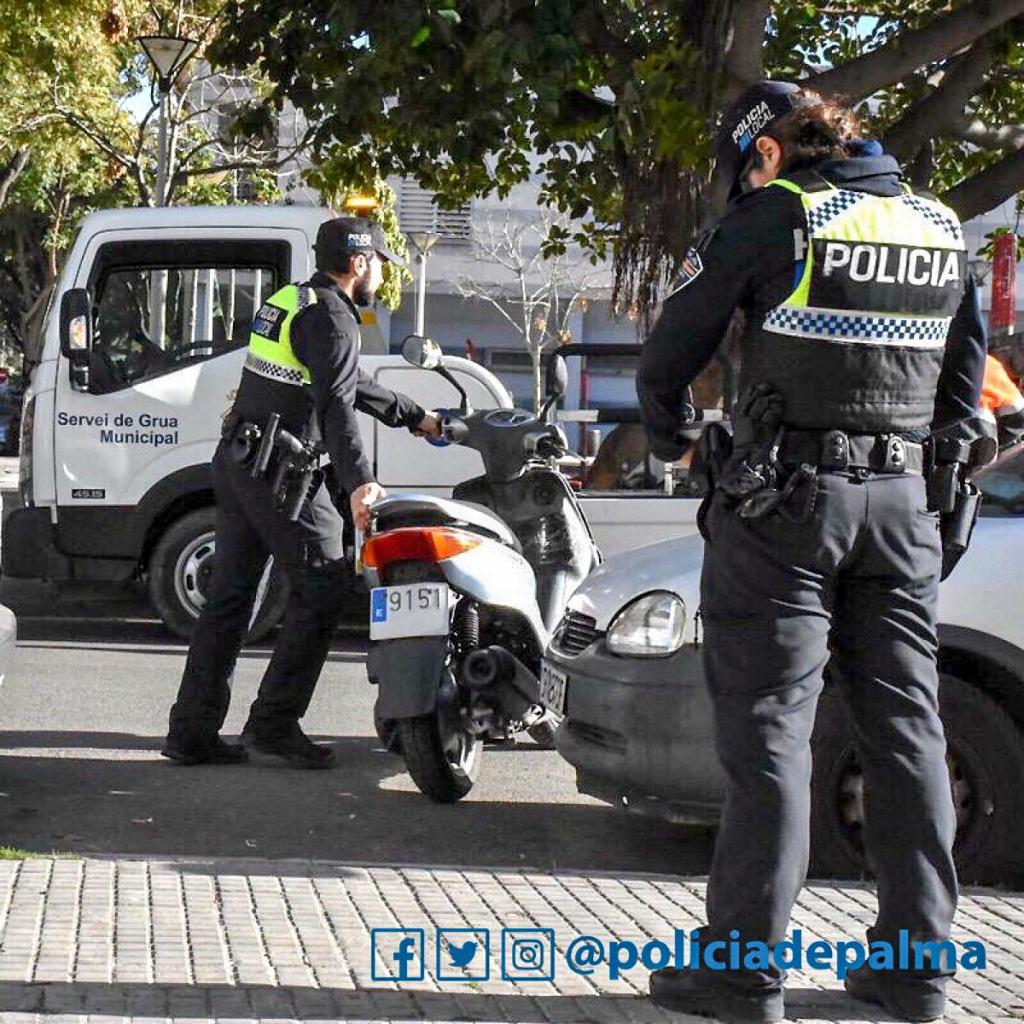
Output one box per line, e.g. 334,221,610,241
167,439,349,744
699,469,957,995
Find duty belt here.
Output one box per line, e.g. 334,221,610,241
779,429,924,475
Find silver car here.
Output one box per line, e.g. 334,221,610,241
546,444,1024,887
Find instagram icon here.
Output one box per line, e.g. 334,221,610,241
501,928,555,981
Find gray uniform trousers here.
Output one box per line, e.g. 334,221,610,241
167,439,350,745
699,469,957,995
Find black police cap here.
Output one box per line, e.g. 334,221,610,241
314,216,407,270
714,81,817,199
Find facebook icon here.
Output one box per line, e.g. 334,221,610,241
371,928,425,982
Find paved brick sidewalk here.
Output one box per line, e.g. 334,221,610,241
0,857,1020,1023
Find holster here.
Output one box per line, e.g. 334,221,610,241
924,417,997,579
940,481,981,581
692,421,734,494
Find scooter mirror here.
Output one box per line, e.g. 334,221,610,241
545,353,568,401
402,334,443,371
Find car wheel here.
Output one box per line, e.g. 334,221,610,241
810,674,1024,887
147,507,289,642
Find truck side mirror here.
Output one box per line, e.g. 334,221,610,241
60,288,92,392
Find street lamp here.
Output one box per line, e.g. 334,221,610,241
407,230,440,336
137,34,198,206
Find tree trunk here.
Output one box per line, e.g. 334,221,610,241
532,346,543,414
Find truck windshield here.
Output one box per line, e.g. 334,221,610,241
90,263,277,393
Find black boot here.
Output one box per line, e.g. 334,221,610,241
161,735,248,766
241,721,337,769
649,967,784,1024
845,965,946,1022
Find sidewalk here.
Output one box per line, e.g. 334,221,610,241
0,857,1020,1023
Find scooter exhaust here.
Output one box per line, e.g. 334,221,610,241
463,646,541,718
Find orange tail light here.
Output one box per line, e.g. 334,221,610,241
362,527,483,569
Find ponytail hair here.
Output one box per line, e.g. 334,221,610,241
768,89,864,173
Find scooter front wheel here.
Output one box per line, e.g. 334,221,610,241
398,712,482,803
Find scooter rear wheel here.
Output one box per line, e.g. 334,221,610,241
398,713,482,803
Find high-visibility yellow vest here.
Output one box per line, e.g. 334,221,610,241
737,176,968,432
765,177,966,346
245,283,318,386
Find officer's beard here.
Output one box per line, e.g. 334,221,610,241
353,268,375,307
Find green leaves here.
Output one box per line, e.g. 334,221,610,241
208,0,1024,317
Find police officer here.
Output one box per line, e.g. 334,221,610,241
162,216,441,770
639,83,987,1024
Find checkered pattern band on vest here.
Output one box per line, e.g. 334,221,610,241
763,307,951,348
806,190,870,232
244,351,306,386
900,195,964,245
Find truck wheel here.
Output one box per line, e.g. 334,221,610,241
147,507,289,643
810,674,1024,887
398,713,481,803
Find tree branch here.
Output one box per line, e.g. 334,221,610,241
882,28,1004,162
723,0,772,96
950,116,1024,151
56,107,138,172
0,149,30,211
941,149,1024,222
805,0,1024,102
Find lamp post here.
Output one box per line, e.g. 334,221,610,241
137,35,197,348
407,230,440,336
137,35,198,206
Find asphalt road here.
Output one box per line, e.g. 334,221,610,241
0,602,713,874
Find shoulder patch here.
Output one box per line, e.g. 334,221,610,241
666,248,704,297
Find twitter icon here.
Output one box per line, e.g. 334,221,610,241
436,928,490,981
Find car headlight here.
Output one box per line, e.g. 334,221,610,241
606,591,686,658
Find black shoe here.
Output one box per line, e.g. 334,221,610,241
845,965,946,1022
241,722,337,769
649,968,783,1024
161,736,248,766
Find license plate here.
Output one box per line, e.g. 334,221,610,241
539,660,568,715
369,584,450,640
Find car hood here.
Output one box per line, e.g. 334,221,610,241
567,533,705,631
567,516,1024,651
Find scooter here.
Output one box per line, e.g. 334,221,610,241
360,336,601,802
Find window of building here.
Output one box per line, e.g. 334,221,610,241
398,180,472,242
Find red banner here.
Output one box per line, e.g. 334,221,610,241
990,233,1017,334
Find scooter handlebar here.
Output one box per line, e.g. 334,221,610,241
441,412,471,445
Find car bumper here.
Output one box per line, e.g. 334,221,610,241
548,639,725,824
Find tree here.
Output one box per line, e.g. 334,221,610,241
210,0,1024,323
456,211,601,411
0,0,141,362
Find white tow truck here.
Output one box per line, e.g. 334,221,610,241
4,205,695,637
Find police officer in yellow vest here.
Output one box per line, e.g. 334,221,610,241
163,217,441,770
639,85,987,1024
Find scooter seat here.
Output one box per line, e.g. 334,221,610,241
372,493,521,552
